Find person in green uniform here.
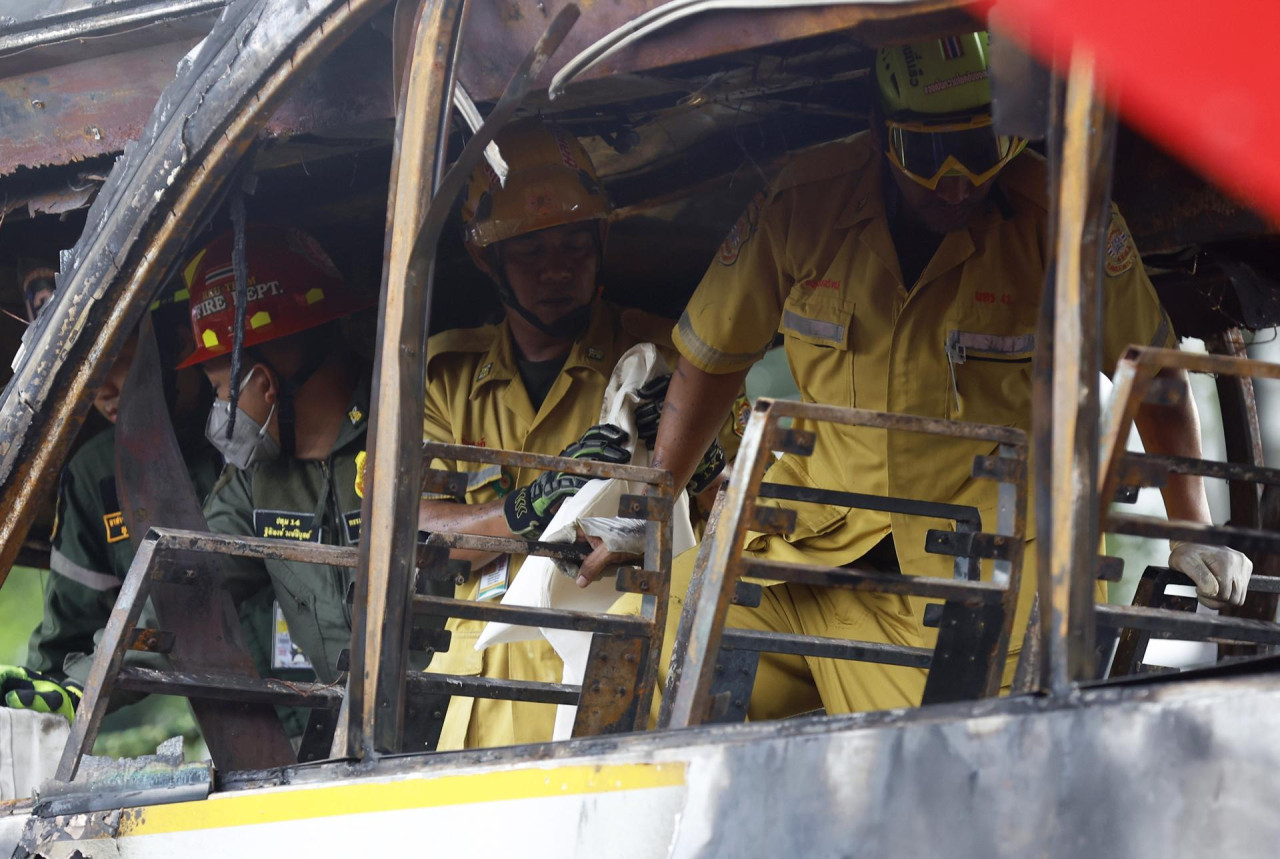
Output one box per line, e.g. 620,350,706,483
186,224,376,684
6,292,223,720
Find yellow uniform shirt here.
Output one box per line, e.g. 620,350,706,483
423,300,697,749
673,132,1175,697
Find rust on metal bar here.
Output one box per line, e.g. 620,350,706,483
1205,330,1274,659
763,398,1028,447
721,629,933,668
617,493,673,522
415,673,579,706
743,559,1004,602
971,455,1027,484
661,404,776,730
1096,556,1125,583
571,634,649,737
421,469,468,500
768,426,817,457
1043,50,1114,692
751,507,797,536
758,482,982,529
127,628,174,654
407,627,453,654
1130,345,1280,381
429,528,597,564
615,567,762,606
1096,605,1280,647
411,593,648,636
349,0,467,758
113,666,344,709
1120,453,1280,489
1108,513,1280,554
57,538,158,780
924,530,1019,562
422,441,670,487
631,479,675,729
147,527,359,566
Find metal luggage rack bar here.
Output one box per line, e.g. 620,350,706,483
661,397,1029,730
1098,345,1280,678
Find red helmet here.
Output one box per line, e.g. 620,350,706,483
177,224,372,368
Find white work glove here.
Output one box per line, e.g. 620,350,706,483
1168,540,1253,609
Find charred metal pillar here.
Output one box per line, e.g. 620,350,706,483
348,0,466,757
1205,329,1279,654
1038,51,1116,692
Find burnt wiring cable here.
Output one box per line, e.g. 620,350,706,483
225,180,251,440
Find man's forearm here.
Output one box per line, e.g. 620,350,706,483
652,357,751,489
417,497,511,568
1132,368,1212,525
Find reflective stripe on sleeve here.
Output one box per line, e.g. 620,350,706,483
1149,313,1174,348
781,309,846,344
50,548,120,592
466,464,503,490
675,311,770,372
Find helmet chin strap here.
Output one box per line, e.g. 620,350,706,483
246,350,326,459
486,240,600,341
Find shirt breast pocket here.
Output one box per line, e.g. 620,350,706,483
780,291,855,407
944,330,1035,426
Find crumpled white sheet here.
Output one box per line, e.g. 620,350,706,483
474,343,697,738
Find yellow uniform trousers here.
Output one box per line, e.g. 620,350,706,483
622,534,1100,723
430,632,562,750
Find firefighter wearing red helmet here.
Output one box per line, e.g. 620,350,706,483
416,118,742,751
194,224,384,684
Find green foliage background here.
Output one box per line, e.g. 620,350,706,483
1,566,204,759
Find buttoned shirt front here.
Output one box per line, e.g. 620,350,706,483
675,132,1175,580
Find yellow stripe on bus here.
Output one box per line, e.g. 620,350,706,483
117,762,685,836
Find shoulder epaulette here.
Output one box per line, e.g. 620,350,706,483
426,324,499,363
618,306,677,349
770,133,874,195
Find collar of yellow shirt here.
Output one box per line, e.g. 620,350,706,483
468,299,616,401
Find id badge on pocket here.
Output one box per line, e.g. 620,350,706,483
477,555,511,601
272,600,314,670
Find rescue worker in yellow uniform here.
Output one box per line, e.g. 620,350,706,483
418,118,733,749
587,32,1252,718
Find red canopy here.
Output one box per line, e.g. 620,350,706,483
989,0,1280,223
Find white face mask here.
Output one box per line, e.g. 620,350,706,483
205,368,279,470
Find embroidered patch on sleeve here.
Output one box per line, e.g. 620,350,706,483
354,450,367,499
103,511,129,544
716,191,766,267
732,395,752,437
1104,213,1137,277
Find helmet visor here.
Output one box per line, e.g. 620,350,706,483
885,115,1026,190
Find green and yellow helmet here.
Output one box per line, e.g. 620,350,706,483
875,32,993,119
874,32,1026,189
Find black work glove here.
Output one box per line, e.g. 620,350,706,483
688,440,726,495
634,373,725,495
634,374,670,449
0,665,82,722
504,424,631,537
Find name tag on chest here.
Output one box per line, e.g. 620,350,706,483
253,509,322,542
476,555,510,601
272,601,314,670
342,510,361,544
